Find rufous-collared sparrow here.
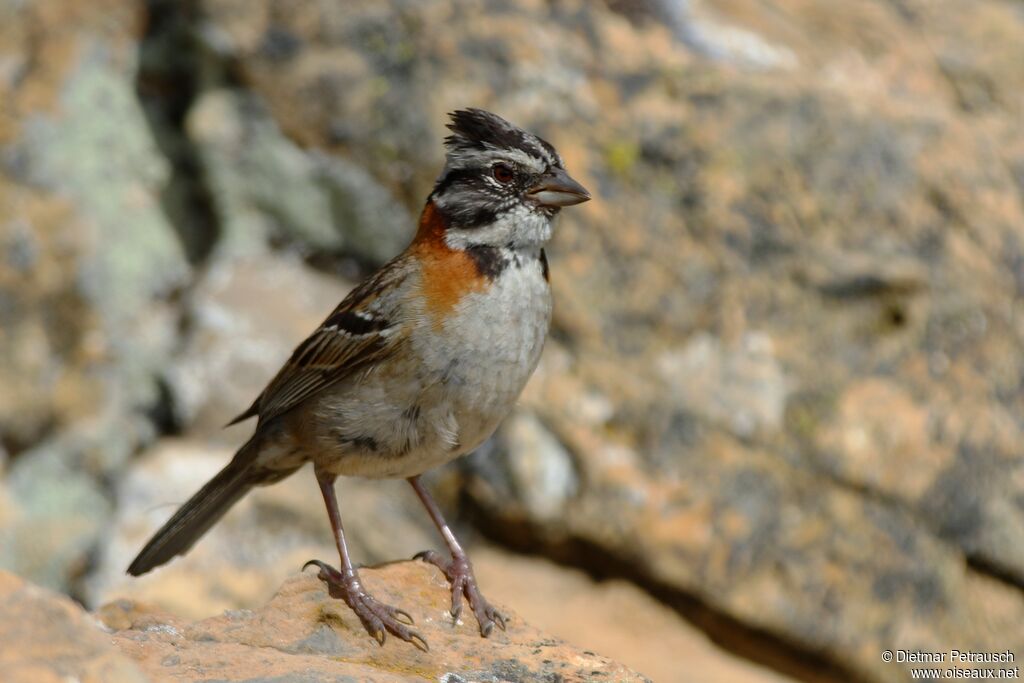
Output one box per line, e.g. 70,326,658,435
128,109,590,649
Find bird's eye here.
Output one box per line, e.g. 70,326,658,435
492,163,514,183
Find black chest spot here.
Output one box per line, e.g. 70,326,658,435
466,246,508,280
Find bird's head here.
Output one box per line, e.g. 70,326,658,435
428,108,590,250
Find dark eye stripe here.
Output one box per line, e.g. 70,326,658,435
450,205,498,229
432,167,477,195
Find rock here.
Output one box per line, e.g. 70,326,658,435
0,0,189,467
656,331,788,439
0,0,192,594
499,411,579,523
472,545,791,683
0,444,112,593
192,0,607,202
816,379,940,500
1,565,646,683
186,88,413,262
642,0,800,69
0,571,148,683
100,562,649,682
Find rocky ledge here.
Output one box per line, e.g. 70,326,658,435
1,562,647,683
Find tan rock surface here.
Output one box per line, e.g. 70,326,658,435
0,571,147,683
0,0,188,594
0,0,187,456
102,561,649,682
473,546,791,683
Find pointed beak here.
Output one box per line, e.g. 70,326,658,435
527,168,591,208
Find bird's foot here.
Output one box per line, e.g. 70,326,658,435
303,559,428,651
414,549,506,637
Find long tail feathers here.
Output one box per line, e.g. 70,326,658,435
127,440,262,577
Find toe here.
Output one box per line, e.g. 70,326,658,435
472,601,493,636
308,562,427,651
376,608,428,650
491,608,507,631
303,559,338,581
303,559,348,598
413,550,447,572
391,606,415,625
409,632,430,653
449,578,466,620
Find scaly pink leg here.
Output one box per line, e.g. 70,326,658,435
409,476,506,636
305,469,427,651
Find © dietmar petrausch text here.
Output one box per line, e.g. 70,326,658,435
881,649,1019,680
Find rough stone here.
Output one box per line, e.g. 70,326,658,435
472,545,791,683
0,566,647,683
186,88,412,263
0,571,148,683
0,444,112,592
0,0,190,593
0,0,188,454
656,331,788,438
101,562,649,682
500,411,578,522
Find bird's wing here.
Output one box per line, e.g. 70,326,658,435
228,257,412,427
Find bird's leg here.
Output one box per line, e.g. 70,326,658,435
305,469,427,651
409,475,506,636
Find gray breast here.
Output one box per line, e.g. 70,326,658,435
315,251,551,479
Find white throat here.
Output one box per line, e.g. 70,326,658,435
443,204,555,251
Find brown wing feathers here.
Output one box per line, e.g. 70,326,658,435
227,258,409,427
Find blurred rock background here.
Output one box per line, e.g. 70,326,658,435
1,0,1022,681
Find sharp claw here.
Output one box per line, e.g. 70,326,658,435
494,612,507,631
303,559,327,573
375,629,386,646
410,633,430,653
414,549,444,563
394,608,415,625
450,589,463,621
480,621,494,638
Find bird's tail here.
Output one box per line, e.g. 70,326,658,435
127,436,270,576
